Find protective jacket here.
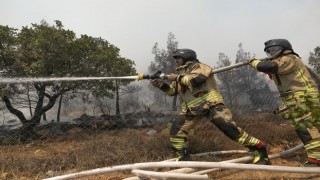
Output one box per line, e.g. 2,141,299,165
251,51,317,94
161,60,224,114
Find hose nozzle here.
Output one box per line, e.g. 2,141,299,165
137,73,145,81
137,70,165,81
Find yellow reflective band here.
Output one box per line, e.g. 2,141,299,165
181,76,190,86
305,90,319,97
252,151,261,164
181,102,187,112
307,152,320,159
167,87,176,96
304,141,320,150
307,91,320,103
170,138,185,143
248,137,259,146
293,91,307,102
238,132,248,145
172,144,188,149
251,60,261,69
296,68,313,90
187,91,224,108
294,91,304,96
292,91,319,103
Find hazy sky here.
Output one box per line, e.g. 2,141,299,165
1,0,320,73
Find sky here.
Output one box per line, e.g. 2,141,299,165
1,0,320,74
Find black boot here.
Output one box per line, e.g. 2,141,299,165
252,146,271,165
175,149,191,161
247,143,271,165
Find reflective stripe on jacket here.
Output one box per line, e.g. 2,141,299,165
271,53,317,93
166,61,224,113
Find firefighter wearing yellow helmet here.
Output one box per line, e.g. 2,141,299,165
250,39,320,167
150,48,271,164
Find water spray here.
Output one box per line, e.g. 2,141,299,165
0,62,250,85
0,74,163,85
0,76,140,85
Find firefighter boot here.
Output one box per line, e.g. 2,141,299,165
252,146,271,165
175,149,191,161
170,136,191,161
248,142,271,165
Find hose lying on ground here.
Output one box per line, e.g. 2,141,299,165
44,160,320,180
191,143,304,175
44,144,306,180
131,169,208,180
124,143,304,180
124,150,251,180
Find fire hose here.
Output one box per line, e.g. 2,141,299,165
1,60,319,85
0,61,249,85
43,144,317,180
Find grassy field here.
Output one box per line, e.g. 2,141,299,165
1,112,319,180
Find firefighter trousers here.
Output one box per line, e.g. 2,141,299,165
296,128,320,161
280,90,320,161
169,104,264,159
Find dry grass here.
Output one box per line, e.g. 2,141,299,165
0,113,317,180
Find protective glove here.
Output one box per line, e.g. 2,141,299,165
150,79,164,88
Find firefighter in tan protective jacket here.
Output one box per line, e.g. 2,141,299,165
250,39,320,167
150,49,271,164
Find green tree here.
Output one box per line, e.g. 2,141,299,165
0,20,136,139
309,46,320,73
216,44,272,111
216,53,236,106
234,43,265,91
0,25,17,71
111,57,137,115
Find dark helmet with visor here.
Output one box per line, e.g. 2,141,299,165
172,49,197,61
264,39,293,58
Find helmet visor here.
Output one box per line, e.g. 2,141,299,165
265,46,283,57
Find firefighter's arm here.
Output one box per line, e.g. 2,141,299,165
178,64,211,89
150,79,177,96
249,56,296,75
249,58,278,73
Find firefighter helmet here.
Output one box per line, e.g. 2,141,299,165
264,39,293,52
172,49,197,61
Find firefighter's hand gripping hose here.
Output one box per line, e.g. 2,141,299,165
137,70,166,80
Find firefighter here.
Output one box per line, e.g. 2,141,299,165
150,48,271,165
249,39,320,167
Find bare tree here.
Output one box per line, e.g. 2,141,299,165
149,32,179,110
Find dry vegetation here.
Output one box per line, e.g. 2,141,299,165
1,112,320,180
